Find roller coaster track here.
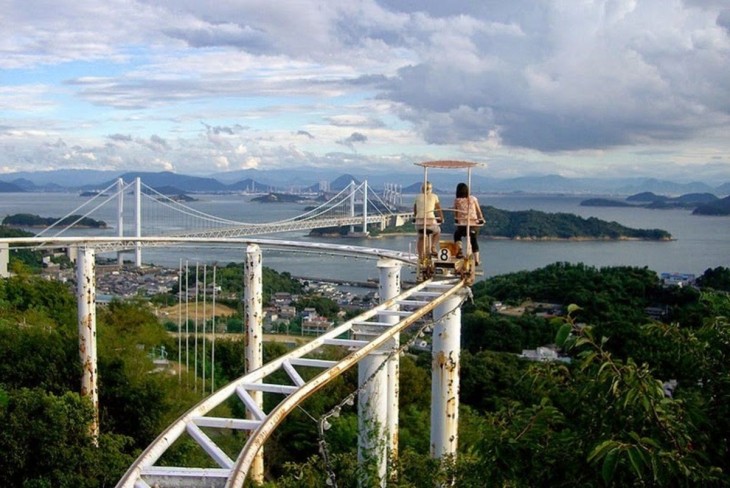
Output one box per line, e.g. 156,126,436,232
116,277,465,488
0,236,467,488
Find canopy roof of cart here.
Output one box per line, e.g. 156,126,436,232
414,160,481,169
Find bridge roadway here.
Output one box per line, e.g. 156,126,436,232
156,212,414,240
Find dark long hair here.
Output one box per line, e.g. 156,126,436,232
456,182,469,198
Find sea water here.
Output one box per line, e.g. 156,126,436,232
1,192,728,283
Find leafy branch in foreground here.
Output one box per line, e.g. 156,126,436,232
555,307,722,486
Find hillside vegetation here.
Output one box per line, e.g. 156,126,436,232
3,213,107,228
1,262,729,485
381,205,671,240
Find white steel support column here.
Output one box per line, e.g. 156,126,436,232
357,258,400,487
117,178,124,266
362,180,368,234
357,347,389,487
244,244,264,483
430,292,463,462
0,242,8,278
134,177,142,267
77,246,99,445
377,258,401,481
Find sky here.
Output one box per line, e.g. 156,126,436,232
1,0,729,182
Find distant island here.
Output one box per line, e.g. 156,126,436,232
581,192,722,211
157,193,197,203
480,206,670,240
692,195,730,216
323,205,672,241
580,198,634,208
252,192,312,203
251,192,327,205
2,213,108,228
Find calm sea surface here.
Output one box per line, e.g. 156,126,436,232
2,192,728,283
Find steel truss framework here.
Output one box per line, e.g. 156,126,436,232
116,277,464,488
0,237,466,487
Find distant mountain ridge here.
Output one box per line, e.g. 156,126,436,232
1,168,729,196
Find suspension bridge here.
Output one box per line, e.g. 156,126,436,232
0,178,476,488
32,177,413,261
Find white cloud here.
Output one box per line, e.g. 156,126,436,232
0,0,727,181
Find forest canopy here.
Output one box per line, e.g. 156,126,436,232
377,205,672,240
0,263,728,486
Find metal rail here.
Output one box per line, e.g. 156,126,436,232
0,236,466,487
0,236,417,264
116,278,465,488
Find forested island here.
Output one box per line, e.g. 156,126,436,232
252,192,313,203
581,192,729,214
693,195,730,215
2,213,107,228
1,253,729,486
366,205,671,240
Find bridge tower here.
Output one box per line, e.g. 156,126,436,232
362,180,369,235
117,178,124,266
350,180,356,234
134,177,142,267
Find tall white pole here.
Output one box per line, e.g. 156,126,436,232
244,244,264,483
0,242,8,278
378,258,401,482
211,265,217,393
178,259,182,386
185,260,190,389
194,262,199,393
117,178,124,266
357,258,400,487
134,177,142,267
430,292,464,462
202,263,207,394
76,246,99,445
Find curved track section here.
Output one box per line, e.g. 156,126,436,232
0,236,465,488
1,236,417,265
117,277,465,488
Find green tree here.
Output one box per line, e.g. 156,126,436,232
0,388,135,488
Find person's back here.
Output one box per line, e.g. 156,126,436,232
454,194,480,225
452,182,484,266
415,191,440,224
413,182,443,257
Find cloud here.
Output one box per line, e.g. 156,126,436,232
108,133,133,143
336,132,368,150
202,122,238,135
0,0,728,181
718,9,730,32
379,0,730,153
